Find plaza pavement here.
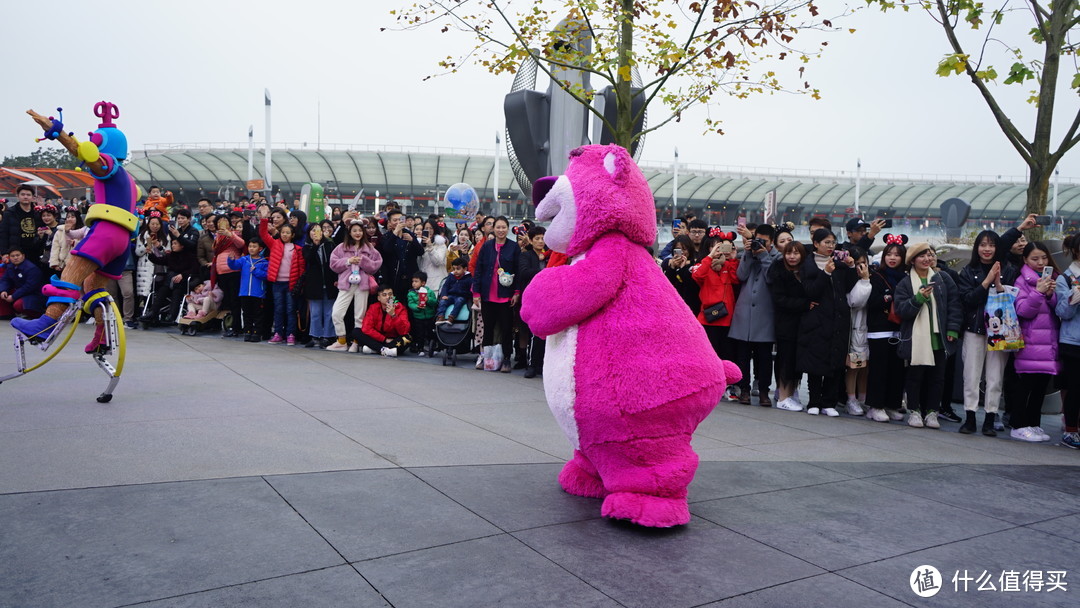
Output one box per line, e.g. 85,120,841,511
0,326,1077,607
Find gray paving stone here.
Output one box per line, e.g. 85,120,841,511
357,535,621,608
700,573,910,607
265,469,501,561
313,407,560,466
808,461,950,478
1026,513,1080,542
0,412,393,494
866,466,1080,525
409,463,602,531
134,566,389,607
513,517,823,608
688,461,852,503
965,464,1080,496
0,478,342,608
840,527,1080,607
690,479,1011,570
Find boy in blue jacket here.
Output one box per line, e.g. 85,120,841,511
227,238,269,342
0,247,46,319
435,256,474,324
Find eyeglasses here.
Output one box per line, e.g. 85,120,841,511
689,229,706,235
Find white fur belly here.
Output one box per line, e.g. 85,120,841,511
543,326,580,450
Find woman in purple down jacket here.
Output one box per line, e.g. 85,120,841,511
1011,241,1060,443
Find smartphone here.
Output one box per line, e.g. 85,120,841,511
737,217,747,228
422,230,430,238
874,210,893,229
833,250,849,262
673,248,684,258
1042,266,1054,280
672,218,683,232
1035,215,1052,226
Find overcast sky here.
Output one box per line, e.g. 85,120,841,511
4,1,1078,181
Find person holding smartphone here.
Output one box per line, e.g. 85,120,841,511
796,229,858,417
1009,241,1061,442
893,243,962,429
419,219,449,293
729,223,781,406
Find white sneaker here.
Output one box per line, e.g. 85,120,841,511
908,411,924,428
886,409,904,421
924,412,940,429
845,399,864,416
776,398,803,412
348,342,359,353
1033,427,1051,441
326,341,349,352
822,407,840,417
1011,427,1043,442
806,407,820,416
361,346,375,355
381,347,397,357
866,408,889,422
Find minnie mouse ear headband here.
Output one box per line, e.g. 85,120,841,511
35,204,58,215
774,221,795,235
882,233,909,246
146,210,163,219
709,227,736,241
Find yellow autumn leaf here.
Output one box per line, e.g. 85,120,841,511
618,65,632,81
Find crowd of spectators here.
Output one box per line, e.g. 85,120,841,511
2,184,1079,450
659,211,1080,450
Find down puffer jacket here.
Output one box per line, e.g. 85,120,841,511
1013,264,1061,375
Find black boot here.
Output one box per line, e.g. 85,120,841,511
958,411,977,434
523,366,536,379
982,412,998,437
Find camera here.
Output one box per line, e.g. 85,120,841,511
750,238,766,251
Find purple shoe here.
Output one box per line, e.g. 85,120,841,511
11,315,60,342
268,333,283,344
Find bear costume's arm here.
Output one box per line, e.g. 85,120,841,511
520,232,628,338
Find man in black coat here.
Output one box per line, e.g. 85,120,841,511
380,209,423,303
0,185,45,264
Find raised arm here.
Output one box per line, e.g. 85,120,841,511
520,233,629,338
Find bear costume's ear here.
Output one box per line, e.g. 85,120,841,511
603,151,630,186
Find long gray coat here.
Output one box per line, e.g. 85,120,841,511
729,246,780,343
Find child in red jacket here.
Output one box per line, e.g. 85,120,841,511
359,284,412,357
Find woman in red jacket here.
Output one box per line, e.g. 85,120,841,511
358,284,412,357
259,218,305,345
692,235,740,361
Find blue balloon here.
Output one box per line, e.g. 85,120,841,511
443,183,479,221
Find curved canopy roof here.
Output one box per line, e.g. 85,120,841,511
123,146,1080,222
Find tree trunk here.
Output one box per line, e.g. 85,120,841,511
1026,167,1050,241
613,0,635,150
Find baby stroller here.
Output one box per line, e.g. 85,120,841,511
437,305,473,367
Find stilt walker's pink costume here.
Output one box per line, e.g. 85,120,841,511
521,144,741,528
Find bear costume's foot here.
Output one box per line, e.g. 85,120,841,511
601,492,690,528
558,451,607,498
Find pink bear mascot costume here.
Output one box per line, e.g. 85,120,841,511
521,144,741,528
